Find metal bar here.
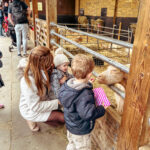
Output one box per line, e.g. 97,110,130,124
51,23,133,48
58,23,132,33
51,30,129,73
51,40,125,99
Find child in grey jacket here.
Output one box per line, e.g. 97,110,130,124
50,47,73,98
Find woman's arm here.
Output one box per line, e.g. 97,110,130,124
21,77,59,113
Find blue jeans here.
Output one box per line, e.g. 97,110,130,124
15,24,28,55
0,23,3,36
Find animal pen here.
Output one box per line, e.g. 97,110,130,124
25,0,150,149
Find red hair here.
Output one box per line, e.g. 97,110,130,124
24,46,54,97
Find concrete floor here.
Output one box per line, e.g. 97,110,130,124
0,37,67,150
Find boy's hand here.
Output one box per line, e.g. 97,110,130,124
60,76,67,85
101,102,109,109
89,78,95,83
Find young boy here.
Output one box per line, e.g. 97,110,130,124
58,54,106,150
50,47,73,99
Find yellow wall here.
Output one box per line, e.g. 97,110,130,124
117,0,139,17
76,0,139,18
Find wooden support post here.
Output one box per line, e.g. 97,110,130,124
113,0,118,26
46,0,57,49
118,22,122,40
117,0,150,150
46,0,50,48
31,0,38,46
75,0,80,16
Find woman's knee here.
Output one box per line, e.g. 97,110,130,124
47,110,64,122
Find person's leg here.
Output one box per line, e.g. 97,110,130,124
15,24,22,55
73,133,91,150
46,110,65,126
21,24,28,55
66,131,76,150
0,23,3,36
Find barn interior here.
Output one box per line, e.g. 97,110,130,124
0,0,149,150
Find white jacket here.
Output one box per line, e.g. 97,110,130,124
18,58,59,122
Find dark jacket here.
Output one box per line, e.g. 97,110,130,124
0,9,4,24
58,78,105,135
3,6,8,17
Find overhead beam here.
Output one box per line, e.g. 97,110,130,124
117,0,150,149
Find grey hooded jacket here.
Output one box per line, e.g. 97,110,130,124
50,69,73,98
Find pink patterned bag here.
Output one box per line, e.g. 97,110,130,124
93,87,110,107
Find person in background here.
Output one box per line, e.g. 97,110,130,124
3,2,8,33
0,4,3,36
0,51,4,109
59,54,107,150
8,0,31,57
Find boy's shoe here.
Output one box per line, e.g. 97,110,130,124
26,120,40,132
18,54,22,57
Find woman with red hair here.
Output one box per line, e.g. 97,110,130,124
18,46,64,132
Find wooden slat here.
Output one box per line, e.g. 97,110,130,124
117,0,150,149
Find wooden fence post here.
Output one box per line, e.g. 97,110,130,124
31,0,38,46
24,0,29,6
46,0,57,49
117,0,150,149
46,0,50,48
